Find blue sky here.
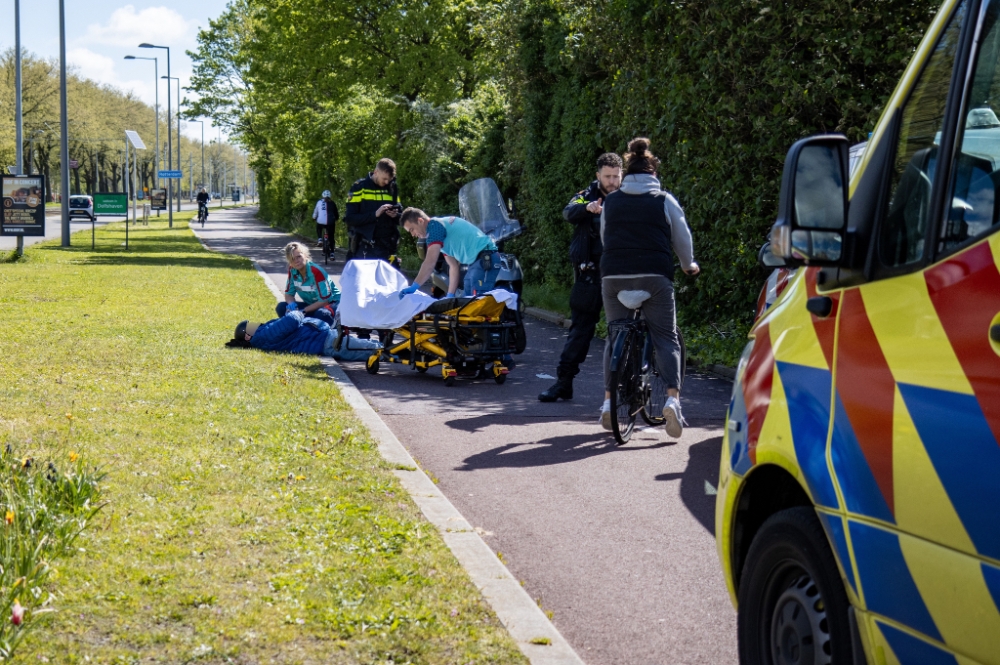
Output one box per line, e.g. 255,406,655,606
1,1,231,138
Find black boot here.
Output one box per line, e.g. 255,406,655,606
539,375,573,402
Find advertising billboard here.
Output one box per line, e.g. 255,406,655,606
1,175,46,237
150,189,167,211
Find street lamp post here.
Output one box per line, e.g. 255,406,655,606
123,55,159,190
139,43,171,227
59,0,70,245
14,0,23,174
189,119,205,193
162,75,182,212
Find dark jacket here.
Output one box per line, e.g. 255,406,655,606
563,181,604,268
601,188,674,280
344,174,400,252
250,310,329,355
600,174,694,280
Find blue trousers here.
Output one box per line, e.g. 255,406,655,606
463,251,501,295
276,301,336,327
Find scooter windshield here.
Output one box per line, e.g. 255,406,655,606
458,178,522,243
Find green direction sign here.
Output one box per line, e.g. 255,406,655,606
93,192,128,216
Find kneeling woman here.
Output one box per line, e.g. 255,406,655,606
398,208,501,297
277,242,341,325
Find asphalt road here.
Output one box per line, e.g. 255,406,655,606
198,207,738,664
1,200,257,252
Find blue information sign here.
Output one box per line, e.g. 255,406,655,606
158,170,183,179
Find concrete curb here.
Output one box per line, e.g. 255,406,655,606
524,306,572,329
193,218,586,665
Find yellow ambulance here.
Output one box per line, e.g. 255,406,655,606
716,0,1000,663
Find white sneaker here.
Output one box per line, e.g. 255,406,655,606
599,399,613,431
663,396,684,439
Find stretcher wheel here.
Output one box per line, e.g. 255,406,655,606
492,362,508,385
494,372,507,385
366,356,380,375
444,375,456,387
416,364,428,373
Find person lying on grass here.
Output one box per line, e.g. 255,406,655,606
227,304,379,361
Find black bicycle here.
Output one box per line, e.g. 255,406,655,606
322,227,334,265
197,202,208,227
608,290,686,445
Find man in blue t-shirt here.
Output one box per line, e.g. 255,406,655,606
398,207,500,297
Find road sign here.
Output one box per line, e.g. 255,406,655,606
93,192,128,216
158,170,183,179
1,175,46,236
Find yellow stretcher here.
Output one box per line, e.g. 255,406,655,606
363,294,526,386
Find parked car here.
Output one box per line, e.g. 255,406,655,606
68,195,94,221
718,1,1000,664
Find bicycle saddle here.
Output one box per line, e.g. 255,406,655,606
617,290,651,310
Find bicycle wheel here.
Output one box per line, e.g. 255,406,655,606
678,327,687,390
641,348,667,426
610,329,641,445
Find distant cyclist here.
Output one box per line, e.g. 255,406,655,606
600,137,698,439
196,187,210,224
313,190,340,247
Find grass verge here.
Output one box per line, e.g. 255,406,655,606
0,215,526,664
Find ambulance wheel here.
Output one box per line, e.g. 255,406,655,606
366,357,380,375
738,507,854,665
444,375,456,387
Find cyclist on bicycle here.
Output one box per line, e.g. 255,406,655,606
313,190,339,247
196,187,210,222
600,137,699,438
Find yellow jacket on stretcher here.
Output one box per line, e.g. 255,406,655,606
716,0,1000,663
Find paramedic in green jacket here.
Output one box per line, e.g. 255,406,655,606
399,208,501,297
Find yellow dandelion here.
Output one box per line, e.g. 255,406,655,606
5,511,14,525
69,451,79,463
65,413,74,421
295,475,306,481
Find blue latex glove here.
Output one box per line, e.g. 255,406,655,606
399,284,419,299
285,301,297,311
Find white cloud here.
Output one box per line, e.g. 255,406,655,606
67,47,155,100
82,5,199,48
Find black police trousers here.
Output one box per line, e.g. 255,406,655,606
557,271,603,378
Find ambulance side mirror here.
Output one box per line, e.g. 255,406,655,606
771,135,850,265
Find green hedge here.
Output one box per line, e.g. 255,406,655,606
497,0,940,363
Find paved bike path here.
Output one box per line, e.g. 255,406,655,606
198,208,738,664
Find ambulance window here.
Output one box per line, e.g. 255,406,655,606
880,1,968,268
943,0,1000,254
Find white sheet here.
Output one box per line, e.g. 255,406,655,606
338,259,519,329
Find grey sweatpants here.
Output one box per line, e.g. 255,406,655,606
602,275,682,391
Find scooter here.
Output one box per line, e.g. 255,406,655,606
417,178,525,311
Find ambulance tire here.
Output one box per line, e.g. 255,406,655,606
737,507,854,665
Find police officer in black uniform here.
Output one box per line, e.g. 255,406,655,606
344,157,402,264
539,152,623,402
